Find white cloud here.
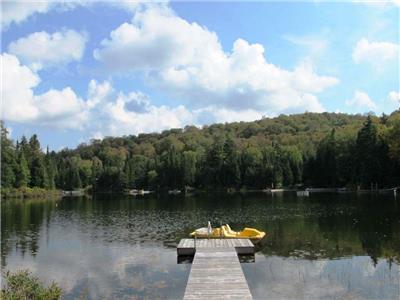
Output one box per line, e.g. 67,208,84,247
87,80,194,136
0,0,153,30
388,91,400,104
94,5,338,116
34,87,88,128
2,53,40,122
87,79,114,109
1,53,87,129
1,55,194,136
284,32,329,57
352,38,399,69
346,90,377,110
1,1,51,28
353,0,400,8
9,30,87,70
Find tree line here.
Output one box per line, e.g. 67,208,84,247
1,111,399,193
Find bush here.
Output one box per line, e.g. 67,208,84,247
1,270,62,300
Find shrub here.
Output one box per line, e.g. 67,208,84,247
1,269,62,300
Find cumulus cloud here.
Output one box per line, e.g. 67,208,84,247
346,90,377,110
352,38,399,69
388,91,400,104
2,55,194,134
2,53,87,129
87,80,194,136
0,0,154,30
1,1,51,28
94,5,338,116
9,29,87,70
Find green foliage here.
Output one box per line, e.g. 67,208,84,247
182,151,197,186
387,117,400,162
1,111,399,192
1,122,17,188
1,269,62,300
15,151,30,188
147,170,158,189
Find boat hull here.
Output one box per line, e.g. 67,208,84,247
189,225,266,243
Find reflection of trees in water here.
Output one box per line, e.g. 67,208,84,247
2,194,399,268
1,198,57,267
260,196,400,263
356,196,400,265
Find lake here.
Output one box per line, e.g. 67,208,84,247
1,193,399,299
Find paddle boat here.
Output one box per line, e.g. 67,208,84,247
189,222,266,242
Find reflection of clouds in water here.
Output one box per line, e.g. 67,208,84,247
3,255,37,274
244,256,344,299
3,224,189,299
3,196,400,299
243,255,399,300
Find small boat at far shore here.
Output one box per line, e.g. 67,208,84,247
189,223,266,242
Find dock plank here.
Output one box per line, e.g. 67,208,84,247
183,247,252,299
177,238,254,255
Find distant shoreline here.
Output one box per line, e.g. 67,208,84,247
1,187,62,200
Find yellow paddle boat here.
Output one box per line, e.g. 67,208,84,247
189,222,266,242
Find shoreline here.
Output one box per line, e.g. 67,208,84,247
1,187,62,200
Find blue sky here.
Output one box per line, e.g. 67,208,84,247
2,1,399,150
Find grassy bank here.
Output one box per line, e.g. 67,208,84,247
1,187,62,200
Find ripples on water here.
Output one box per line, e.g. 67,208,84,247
1,193,399,299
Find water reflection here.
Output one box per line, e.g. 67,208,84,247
1,193,399,299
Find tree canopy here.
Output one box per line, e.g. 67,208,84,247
1,111,399,192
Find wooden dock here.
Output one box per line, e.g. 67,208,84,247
177,238,254,255
178,239,254,299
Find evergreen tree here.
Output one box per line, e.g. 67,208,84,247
314,129,337,187
355,116,379,188
1,111,399,192
19,136,31,167
28,135,46,187
44,150,57,190
1,122,17,188
15,151,30,188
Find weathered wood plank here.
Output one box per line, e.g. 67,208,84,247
177,238,254,255
183,247,253,300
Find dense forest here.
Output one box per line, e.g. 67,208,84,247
1,111,400,194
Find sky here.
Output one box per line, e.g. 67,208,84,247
1,0,399,150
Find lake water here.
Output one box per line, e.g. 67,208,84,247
1,193,399,299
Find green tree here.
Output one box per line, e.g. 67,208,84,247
0,122,17,188
355,116,380,188
91,156,103,186
28,135,47,187
387,119,400,162
147,170,158,189
15,150,30,188
314,129,337,187
182,151,197,186
222,139,241,188
44,148,57,189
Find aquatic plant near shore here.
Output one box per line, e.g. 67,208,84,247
1,269,62,300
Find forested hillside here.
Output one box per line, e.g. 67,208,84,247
2,111,400,194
